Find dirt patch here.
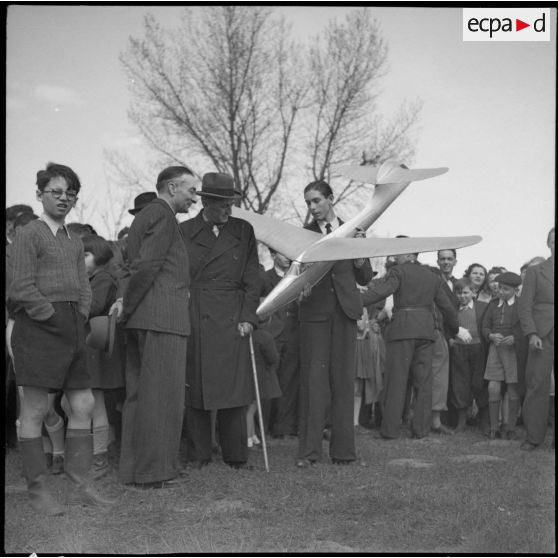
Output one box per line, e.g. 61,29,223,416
451,454,506,464
388,458,434,468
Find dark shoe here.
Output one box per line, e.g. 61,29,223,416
123,479,179,491
139,480,180,489
51,455,65,475
375,431,396,440
271,434,285,439
505,430,518,441
296,459,316,468
183,459,210,471
331,458,355,465
19,437,65,516
226,462,254,471
431,425,454,435
411,433,426,440
520,441,538,452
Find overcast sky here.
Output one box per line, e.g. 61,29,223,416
6,5,556,276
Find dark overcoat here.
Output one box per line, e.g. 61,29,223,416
179,212,260,410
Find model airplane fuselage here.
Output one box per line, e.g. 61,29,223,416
231,159,482,318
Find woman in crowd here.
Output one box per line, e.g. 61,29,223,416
464,263,491,303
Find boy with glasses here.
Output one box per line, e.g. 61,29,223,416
8,162,113,515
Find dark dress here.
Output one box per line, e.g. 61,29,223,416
86,267,125,390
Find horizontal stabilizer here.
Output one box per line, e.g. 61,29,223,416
231,207,321,261
298,235,482,263
336,163,448,185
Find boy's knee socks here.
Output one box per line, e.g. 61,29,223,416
93,425,109,455
45,416,65,456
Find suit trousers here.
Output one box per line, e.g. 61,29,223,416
298,304,357,462
450,343,485,410
185,405,248,464
272,337,300,437
119,329,187,484
522,330,554,445
381,338,434,438
431,330,449,411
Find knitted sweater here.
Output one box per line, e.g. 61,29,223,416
7,220,91,320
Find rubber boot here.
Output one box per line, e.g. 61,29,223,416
506,398,520,439
65,429,115,506
19,437,65,516
488,401,500,439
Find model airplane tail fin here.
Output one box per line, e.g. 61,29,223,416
336,159,448,186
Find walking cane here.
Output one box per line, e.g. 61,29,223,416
248,333,270,472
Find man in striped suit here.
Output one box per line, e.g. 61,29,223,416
116,166,198,488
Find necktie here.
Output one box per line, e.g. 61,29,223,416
325,223,332,235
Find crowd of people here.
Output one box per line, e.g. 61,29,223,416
5,162,555,517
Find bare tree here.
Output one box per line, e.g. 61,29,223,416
305,8,421,207
119,6,308,214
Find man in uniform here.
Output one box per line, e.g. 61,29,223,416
364,249,464,439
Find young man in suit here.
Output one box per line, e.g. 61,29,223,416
180,172,261,470
296,180,372,468
115,165,197,488
520,227,555,451
432,249,460,433
363,250,463,440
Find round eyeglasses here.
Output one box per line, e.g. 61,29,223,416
43,189,78,201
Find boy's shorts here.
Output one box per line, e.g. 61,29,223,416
483,343,518,383
12,302,90,390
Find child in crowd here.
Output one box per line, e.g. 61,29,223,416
449,278,488,432
354,307,372,433
481,272,522,440
7,162,113,515
82,234,126,477
246,316,281,447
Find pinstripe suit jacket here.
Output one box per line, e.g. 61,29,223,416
298,219,372,322
123,198,190,336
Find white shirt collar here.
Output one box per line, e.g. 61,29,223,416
460,300,474,310
498,295,515,307
40,213,70,238
318,218,338,235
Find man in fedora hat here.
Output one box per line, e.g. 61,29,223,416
113,165,198,488
180,172,261,470
128,192,157,216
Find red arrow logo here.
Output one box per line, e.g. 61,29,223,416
516,19,530,31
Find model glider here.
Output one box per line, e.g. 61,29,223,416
232,159,482,318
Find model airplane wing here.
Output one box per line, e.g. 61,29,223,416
298,235,482,263
231,207,321,261
336,162,448,185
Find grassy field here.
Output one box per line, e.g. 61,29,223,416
3,424,555,555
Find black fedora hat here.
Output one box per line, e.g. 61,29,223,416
197,173,242,199
86,310,118,355
128,192,157,215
